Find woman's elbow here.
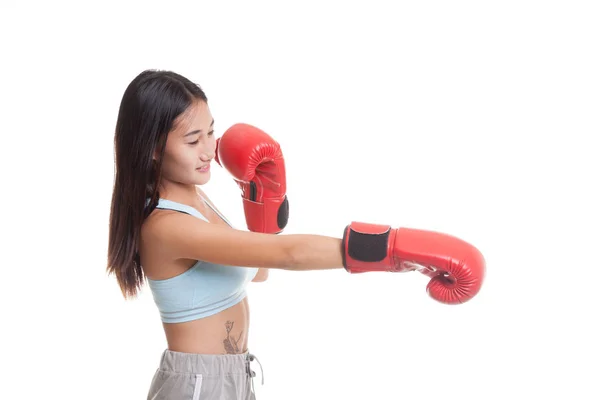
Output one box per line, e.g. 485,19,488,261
251,268,269,282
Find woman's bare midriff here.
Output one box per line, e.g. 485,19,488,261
141,189,251,355
162,297,251,355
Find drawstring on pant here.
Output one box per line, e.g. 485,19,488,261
247,352,264,395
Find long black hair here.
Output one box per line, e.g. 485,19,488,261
107,69,208,299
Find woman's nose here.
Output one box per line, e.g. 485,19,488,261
200,150,215,162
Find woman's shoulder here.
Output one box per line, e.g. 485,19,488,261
141,203,178,246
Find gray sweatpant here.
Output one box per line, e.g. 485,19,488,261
147,349,264,400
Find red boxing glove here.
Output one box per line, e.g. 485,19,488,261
215,123,288,233
342,222,485,304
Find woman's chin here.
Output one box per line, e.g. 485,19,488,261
194,171,211,184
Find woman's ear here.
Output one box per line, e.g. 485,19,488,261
153,135,168,162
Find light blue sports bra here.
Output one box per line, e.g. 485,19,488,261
146,197,258,324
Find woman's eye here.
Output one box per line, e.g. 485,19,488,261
208,130,214,136
189,140,199,145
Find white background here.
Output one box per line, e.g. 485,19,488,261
1,1,599,399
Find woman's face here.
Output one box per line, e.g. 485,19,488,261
159,100,216,186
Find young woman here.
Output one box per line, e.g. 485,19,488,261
107,69,485,400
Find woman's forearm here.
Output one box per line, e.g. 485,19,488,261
281,234,345,271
